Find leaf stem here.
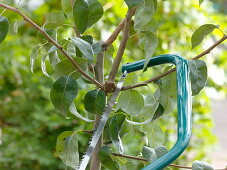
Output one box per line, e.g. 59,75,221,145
122,34,227,91
0,2,102,89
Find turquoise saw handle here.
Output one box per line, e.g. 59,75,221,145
122,54,192,170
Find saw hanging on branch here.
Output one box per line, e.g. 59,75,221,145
78,54,192,170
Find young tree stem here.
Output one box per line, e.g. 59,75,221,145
0,2,102,89
90,50,105,170
107,8,135,83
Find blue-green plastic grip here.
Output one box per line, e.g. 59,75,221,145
122,54,192,170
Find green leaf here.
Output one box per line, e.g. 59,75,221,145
71,37,94,62
67,41,76,57
142,146,157,162
154,146,168,158
126,91,159,125
41,46,60,77
124,0,143,8
134,0,156,31
142,146,167,162
81,35,93,45
73,0,103,33
92,42,102,55
189,60,208,96
104,44,114,71
109,114,125,154
84,89,106,114
117,90,144,116
50,75,78,116
13,20,19,34
191,24,218,49
54,58,88,80
192,161,214,170
135,17,158,32
152,103,164,121
157,68,177,114
199,0,205,6
145,123,165,147
45,12,65,28
0,16,9,44
99,146,119,170
69,103,94,122
61,0,74,18
138,31,159,69
30,46,40,73
56,131,79,169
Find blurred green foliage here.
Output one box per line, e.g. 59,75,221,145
0,0,226,169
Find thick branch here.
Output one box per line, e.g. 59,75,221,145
112,153,227,170
107,8,135,83
122,35,227,91
0,3,102,88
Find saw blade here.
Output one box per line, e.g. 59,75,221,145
78,72,127,170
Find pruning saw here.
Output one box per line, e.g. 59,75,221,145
78,54,192,170
78,71,128,170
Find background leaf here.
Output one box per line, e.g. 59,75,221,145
45,12,65,28
61,0,74,18
191,24,218,49
50,75,78,116
199,0,205,6
0,16,9,44
189,60,208,96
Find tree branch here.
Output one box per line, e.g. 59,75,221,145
104,19,126,47
122,34,227,91
90,49,105,170
112,153,227,170
107,8,135,83
0,2,102,89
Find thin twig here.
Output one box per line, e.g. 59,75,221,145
192,34,227,60
122,35,227,91
0,2,102,89
112,153,227,170
107,8,135,83
104,19,126,46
